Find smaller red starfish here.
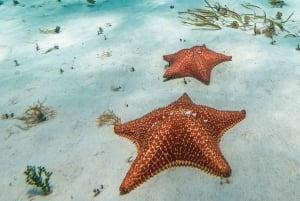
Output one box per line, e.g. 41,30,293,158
163,45,232,84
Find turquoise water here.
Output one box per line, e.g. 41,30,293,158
0,0,299,201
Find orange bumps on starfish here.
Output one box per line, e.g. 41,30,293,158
114,93,246,194
163,45,232,84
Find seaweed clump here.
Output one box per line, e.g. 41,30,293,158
87,0,96,4
39,26,61,34
97,110,120,127
178,0,297,43
19,100,55,128
269,0,286,8
24,165,53,195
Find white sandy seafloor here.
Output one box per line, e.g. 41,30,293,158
0,0,299,200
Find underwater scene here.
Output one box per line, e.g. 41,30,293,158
0,0,299,200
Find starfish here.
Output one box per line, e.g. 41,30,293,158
114,93,246,194
163,45,232,84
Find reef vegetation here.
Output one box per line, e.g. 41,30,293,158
19,100,55,128
97,110,120,127
178,0,297,44
24,165,53,195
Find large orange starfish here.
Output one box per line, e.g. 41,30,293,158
163,45,232,84
114,93,246,194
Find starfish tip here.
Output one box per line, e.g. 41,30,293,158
241,109,246,118
119,188,128,195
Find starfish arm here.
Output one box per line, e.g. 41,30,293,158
119,121,173,194
161,115,232,178
115,93,194,147
172,92,193,105
196,107,246,139
163,49,196,79
163,48,191,63
183,118,232,177
192,56,212,84
163,59,194,78
191,47,231,84
114,108,166,147
163,53,176,62
202,48,232,68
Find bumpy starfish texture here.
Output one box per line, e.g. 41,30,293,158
114,93,246,194
163,45,232,84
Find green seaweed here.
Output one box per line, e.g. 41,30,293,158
178,1,298,43
24,166,53,195
269,0,286,7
